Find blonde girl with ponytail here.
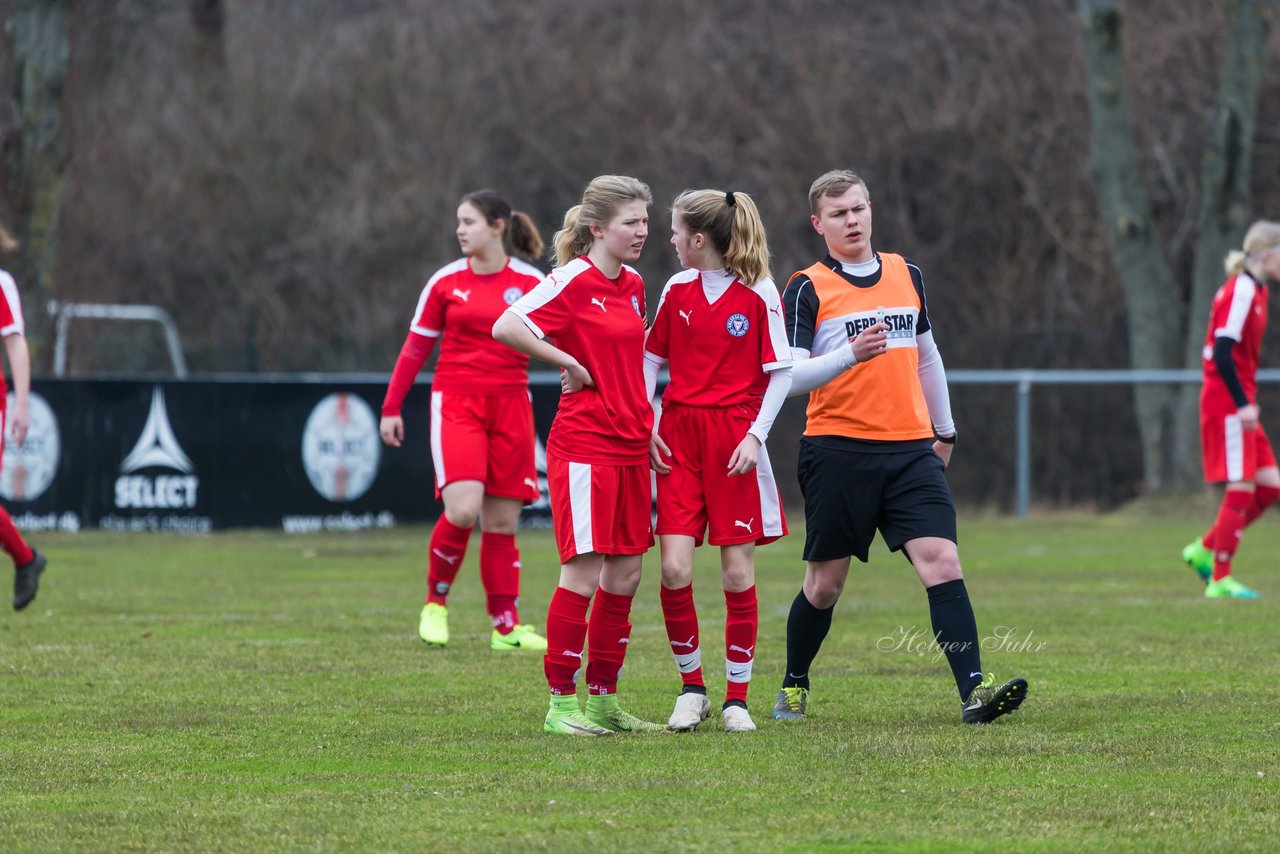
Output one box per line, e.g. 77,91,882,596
643,189,793,732
494,175,665,736
1182,220,1280,598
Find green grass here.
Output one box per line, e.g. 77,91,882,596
1,515,1277,852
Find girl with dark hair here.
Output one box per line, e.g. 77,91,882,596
381,191,548,650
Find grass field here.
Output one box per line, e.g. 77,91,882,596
2,513,1278,852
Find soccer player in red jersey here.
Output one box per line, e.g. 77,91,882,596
1180,220,1280,599
493,175,664,736
0,225,47,611
643,190,792,733
380,191,549,650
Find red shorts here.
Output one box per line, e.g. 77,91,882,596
655,403,787,547
1200,411,1276,483
430,389,539,502
546,450,654,563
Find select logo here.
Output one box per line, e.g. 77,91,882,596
114,387,199,509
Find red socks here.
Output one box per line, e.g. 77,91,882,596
661,583,759,705
543,587,590,695
724,586,758,705
0,507,33,568
1210,488,1253,581
480,532,520,634
586,588,633,696
660,583,704,688
425,516,472,605
1244,485,1280,527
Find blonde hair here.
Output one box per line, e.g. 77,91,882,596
551,175,652,267
808,169,870,216
1225,220,1280,276
672,189,771,286
0,223,17,254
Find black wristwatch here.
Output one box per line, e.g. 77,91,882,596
935,432,957,444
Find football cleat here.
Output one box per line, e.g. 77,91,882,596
771,686,809,720
1181,538,1213,583
585,695,666,733
962,674,1028,724
544,697,612,737
667,691,712,731
1204,576,1261,599
418,602,449,645
13,549,46,611
722,705,757,733
491,624,548,651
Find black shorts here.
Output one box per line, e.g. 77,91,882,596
797,437,956,563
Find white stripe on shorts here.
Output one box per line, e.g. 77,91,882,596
568,461,594,555
430,391,446,486
1224,414,1245,483
756,444,785,538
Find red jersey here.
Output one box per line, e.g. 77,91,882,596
1201,271,1268,415
646,269,791,410
0,270,25,398
509,257,651,464
410,258,543,393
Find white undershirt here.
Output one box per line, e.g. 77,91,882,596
698,267,736,303
840,257,881,278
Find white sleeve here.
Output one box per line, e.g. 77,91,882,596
0,272,24,338
644,351,665,432
644,351,664,406
916,330,954,437
1215,274,1257,341
788,346,856,397
747,366,793,443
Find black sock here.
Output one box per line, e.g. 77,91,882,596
680,684,707,696
722,699,747,710
782,590,833,690
926,578,983,700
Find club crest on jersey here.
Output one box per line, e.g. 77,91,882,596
631,295,642,317
726,313,750,337
503,286,523,305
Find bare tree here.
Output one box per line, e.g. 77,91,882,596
4,0,69,363
1078,0,1275,489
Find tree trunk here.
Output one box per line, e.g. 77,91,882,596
1077,0,1183,490
1172,0,1276,485
5,0,70,369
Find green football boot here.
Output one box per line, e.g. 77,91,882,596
491,624,548,651
544,696,612,737
1204,575,1261,599
1181,537,1213,583
584,695,666,733
418,603,449,645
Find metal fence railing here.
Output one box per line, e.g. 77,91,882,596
947,369,1280,516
